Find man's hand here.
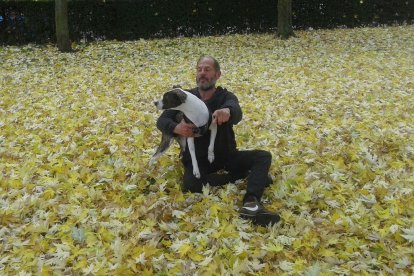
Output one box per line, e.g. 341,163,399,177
174,121,195,137
213,108,231,125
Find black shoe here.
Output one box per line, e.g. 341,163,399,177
240,197,280,226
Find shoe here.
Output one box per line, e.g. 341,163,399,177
240,196,280,226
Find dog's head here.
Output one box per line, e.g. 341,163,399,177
154,88,187,110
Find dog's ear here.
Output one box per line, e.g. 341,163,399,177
172,88,187,103
162,88,187,109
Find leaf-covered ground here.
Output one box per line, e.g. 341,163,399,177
1,26,413,275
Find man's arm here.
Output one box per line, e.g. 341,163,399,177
156,110,180,135
218,92,242,125
157,110,195,137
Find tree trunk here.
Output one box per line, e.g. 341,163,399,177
55,0,72,52
277,0,294,39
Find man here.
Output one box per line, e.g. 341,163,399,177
157,56,280,226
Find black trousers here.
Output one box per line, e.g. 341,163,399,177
182,150,271,201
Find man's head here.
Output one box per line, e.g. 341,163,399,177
196,56,221,91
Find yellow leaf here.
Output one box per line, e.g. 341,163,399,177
98,227,114,243
0,210,19,225
10,179,22,189
74,259,88,270
178,244,192,257
41,265,52,276
209,203,221,216
190,253,205,262
319,248,335,257
265,243,284,253
42,189,55,199
86,231,98,247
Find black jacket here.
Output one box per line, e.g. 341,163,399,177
156,86,242,166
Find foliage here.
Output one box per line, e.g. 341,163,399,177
0,26,413,274
0,0,412,44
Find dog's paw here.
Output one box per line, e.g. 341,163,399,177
193,168,201,179
208,151,215,163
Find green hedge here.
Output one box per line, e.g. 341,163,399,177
0,0,412,44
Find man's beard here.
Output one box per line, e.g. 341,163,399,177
197,78,216,91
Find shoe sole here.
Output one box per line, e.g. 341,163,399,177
240,212,280,226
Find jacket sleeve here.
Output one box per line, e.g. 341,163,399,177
221,92,243,125
156,109,180,136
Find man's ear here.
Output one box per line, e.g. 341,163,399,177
216,71,221,80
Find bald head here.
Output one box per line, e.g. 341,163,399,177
197,56,221,72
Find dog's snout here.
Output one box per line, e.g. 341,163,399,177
153,101,158,106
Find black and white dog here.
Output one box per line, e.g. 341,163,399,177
150,88,217,178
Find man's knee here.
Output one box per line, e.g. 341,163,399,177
256,150,272,165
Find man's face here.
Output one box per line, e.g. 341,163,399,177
196,58,221,91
